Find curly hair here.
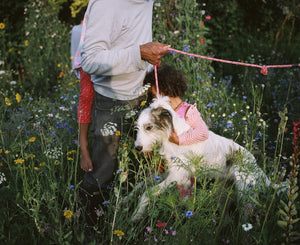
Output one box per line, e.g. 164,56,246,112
144,64,188,97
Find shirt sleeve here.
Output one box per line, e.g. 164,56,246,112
80,0,146,76
178,104,209,145
78,69,94,124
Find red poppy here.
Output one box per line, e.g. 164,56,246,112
156,220,166,227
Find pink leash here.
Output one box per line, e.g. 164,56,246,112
153,47,300,95
167,47,300,76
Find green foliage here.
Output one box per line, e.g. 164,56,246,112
21,0,71,97
152,0,213,86
0,0,299,244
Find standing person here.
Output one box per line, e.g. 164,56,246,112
78,0,170,218
145,64,209,145
70,8,94,174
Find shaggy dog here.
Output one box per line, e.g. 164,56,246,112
132,96,272,221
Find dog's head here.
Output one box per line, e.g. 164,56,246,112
135,96,190,152
134,104,173,152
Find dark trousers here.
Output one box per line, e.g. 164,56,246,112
82,92,142,194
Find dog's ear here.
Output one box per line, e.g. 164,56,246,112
151,106,173,130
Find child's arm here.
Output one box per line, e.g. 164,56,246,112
78,68,94,171
177,104,209,145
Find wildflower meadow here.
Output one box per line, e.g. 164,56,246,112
0,0,299,244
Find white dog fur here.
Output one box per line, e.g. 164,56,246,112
132,96,272,222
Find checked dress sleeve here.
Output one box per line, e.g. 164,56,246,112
178,104,209,145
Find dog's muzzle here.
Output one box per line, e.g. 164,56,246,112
135,145,143,152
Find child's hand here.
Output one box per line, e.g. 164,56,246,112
80,151,93,172
169,130,179,144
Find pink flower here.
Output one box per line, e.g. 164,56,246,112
206,15,211,20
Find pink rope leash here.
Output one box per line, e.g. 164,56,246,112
154,65,159,96
167,47,300,75
153,47,299,95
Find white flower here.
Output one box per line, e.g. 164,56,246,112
44,146,63,159
100,122,117,136
242,223,253,231
10,81,17,85
0,172,6,185
125,110,137,119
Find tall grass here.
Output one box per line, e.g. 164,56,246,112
0,0,299,244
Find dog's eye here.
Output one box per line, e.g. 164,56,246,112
145,125,153,131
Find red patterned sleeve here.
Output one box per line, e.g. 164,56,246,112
77,68,94,123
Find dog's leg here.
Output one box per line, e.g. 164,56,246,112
132,167,190,222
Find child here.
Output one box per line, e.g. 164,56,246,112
71,13,94,173
144,64,209,145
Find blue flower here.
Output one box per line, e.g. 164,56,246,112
102,200,110,206
186,211,193,217
69,185,74,189
154,176,161,181
207,102,213,108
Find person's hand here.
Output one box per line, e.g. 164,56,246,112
140,42,170,65
169,130,179,144
80,150,93,172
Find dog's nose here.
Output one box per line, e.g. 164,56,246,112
135,145,143,152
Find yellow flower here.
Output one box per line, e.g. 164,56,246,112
5,97,11,106
39,162,46,166
57,63,61,68
64,210,73,219
24,40,29,46
140,100,146,107
0,162,3,166
14,158,25,164
16,93,21,103
29,137,36,142
8,47,14,52
115,130,120,136
28,154,35,159
113,230,125,237
70,56,74,60
0,23,5,29
54,160,60,165
34,167,39,171
67,157,73,161
17,50,21,55
4,150,9,154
